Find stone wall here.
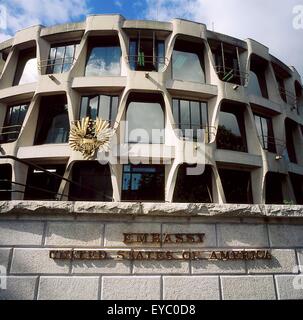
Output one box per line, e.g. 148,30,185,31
0,201,303,300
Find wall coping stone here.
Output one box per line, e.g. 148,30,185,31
0,201,302,219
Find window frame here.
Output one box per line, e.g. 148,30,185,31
172,98,209,140
79,94,119,126
46,42,79,74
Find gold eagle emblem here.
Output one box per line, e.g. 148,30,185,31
69,117,113,160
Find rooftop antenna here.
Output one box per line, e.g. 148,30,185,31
212,22,215,31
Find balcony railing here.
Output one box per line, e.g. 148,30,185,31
172,124,217,143
278,87,300,114
38,57,76,73
257,135,286,155
126,55,169,72
0,125,22,143
214,66,248,86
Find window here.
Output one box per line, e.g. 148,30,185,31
122,164,165,201
172,99,208,140
0,164,12,200
46,43,78,74
172,39,205,83
69,162,113,201
247,71,263,97
285,119,297,163
219,169,253,204
209,40,244,85
254,114,276,153
249,55,268,98
85,36,121,76
126,93,165,144
217,103,247,152
24,164,66,200
173,165,212,203
80,95,119,126
265,172,284,204
34,95,70,145
13,48,38,86
129,37,165,71
0,104,29,143
290,173,303,205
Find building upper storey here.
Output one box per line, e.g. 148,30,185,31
0,15,301,115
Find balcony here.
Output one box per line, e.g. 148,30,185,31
127,54,168,72
214,66,248,86
0,125,22,144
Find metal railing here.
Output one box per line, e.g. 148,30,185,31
257,135,286,155
0,155,113,201
126,55,169,72
0,125,22,143
214,66,248,86
278,87,300,114
38,57,76,73
172,124,217,143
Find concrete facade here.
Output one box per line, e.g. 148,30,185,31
0,15,302,204
0,202,302,300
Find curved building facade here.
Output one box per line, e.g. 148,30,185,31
0,14,302,205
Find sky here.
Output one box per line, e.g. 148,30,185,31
0,0,302,78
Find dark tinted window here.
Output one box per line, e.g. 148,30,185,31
173,165,212,203
0,164,12,200
219,169,253,204
1,104,29,143
217,104,247,152
265,172,284,204
122,164,165,201
69,162,113,201
35,95,70,145
289,173,303,205
24,164,66,200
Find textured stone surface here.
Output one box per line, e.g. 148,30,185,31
275,275,303,300
163,276,220,300
133,260,189,274
101,276,161,300
247,250,297,274
0,276,37,300
0,221,44,245
217,224,269,247
0,249,11,270
268,225,303,247
221,276,276,300
45,222,103,247
0,201,74,215
192,259,246,274
162,223,216,247
38,276,99,300
72,260,131,274
73,202,142,215
104,223,161,247
297,250,303,271
11,249,70,274
0,201,302,218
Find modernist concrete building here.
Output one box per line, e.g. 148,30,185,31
0,15,303,301
0,15,302,204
